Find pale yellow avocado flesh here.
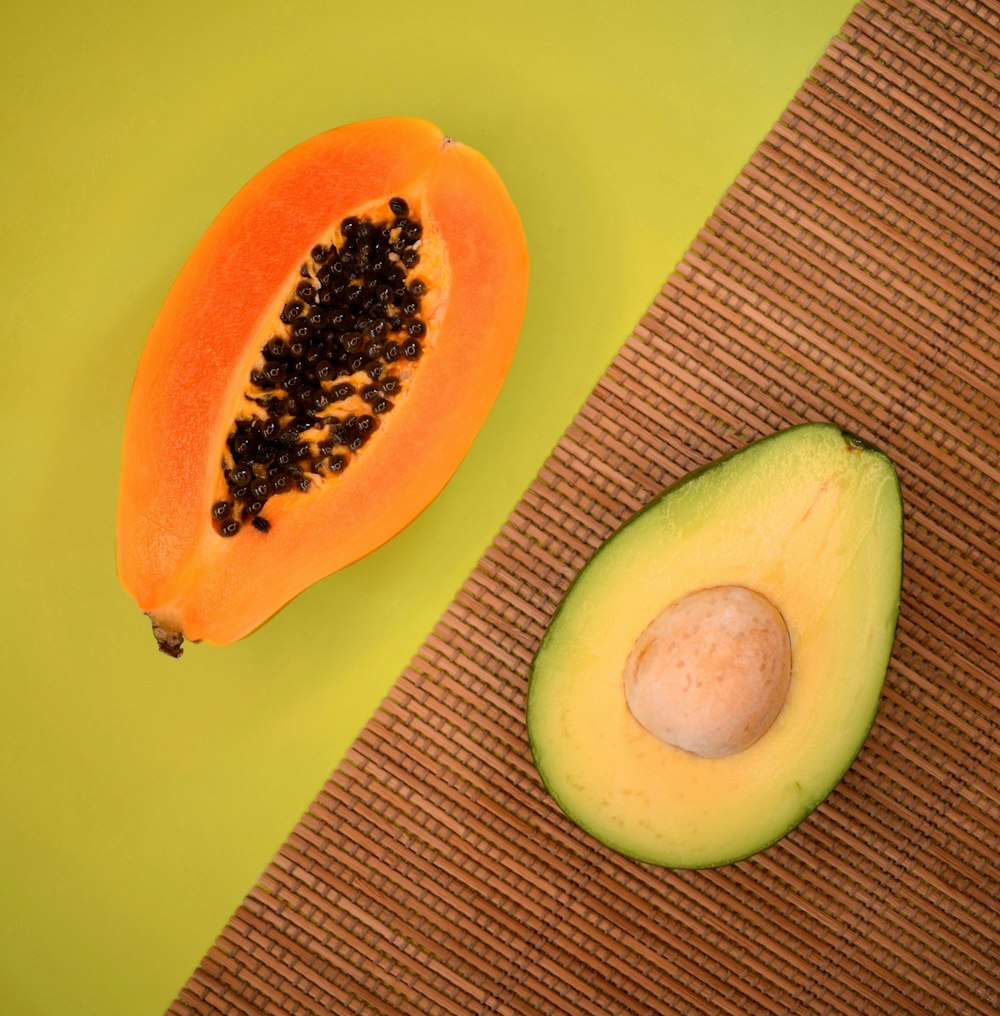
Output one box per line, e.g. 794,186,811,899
526,423,903,868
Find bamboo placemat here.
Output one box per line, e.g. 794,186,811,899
169,1,999,1012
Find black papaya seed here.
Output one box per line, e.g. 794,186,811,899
280,301,305,323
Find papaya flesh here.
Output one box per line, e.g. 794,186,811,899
117,117,529,656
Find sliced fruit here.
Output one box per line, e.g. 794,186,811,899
117,117,529,655
527,423,903,868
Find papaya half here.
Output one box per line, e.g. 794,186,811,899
117,117,529,656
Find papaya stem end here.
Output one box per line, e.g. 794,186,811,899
146,614,185,658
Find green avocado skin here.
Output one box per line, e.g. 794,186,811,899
526,422,904,869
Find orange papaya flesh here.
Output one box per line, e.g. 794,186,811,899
116,117,528,656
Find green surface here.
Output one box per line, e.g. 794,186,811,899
1,2,855,1013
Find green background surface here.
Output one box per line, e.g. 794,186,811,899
1,2,854,1013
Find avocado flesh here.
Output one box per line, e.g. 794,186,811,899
527,423,903,869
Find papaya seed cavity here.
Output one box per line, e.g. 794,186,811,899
623,585,792,758
212,198,430,537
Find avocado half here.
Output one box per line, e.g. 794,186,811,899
526,423,903,869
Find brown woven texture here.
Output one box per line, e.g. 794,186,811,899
169,1,999,1013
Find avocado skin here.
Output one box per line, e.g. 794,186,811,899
526,422,903,869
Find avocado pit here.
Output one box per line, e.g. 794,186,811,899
623,585,791,758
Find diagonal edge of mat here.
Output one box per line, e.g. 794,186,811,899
170,2,1000,1014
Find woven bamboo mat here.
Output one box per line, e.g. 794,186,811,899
170,1,999,1013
